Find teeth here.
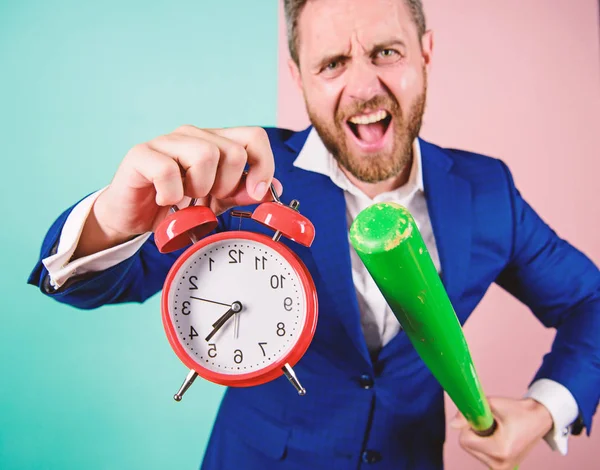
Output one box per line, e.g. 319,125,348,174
349,110,388,125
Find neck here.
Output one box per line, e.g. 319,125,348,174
339,158,413,199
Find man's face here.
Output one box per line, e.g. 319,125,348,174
291,0,432,183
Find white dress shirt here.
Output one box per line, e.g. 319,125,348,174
42,127,578,454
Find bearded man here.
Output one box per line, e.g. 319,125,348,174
29,1,600,469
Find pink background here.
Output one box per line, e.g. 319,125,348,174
277,1,600,469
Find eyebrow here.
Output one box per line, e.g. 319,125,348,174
314,39,408,71
370,39,407,53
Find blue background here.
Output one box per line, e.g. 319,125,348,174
0,1,278,468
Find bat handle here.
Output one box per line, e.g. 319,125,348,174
472,419,497,437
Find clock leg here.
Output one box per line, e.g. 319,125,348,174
173,369,198,401
282,363,306,396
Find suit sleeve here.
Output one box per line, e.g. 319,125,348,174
495,162,600,435
27,201,229,310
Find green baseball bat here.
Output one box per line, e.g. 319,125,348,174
349,202,496,435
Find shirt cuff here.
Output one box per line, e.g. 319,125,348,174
525,378,579,456
42,188,151,289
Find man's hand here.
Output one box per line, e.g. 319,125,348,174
450,397,553,470
74,125,282,258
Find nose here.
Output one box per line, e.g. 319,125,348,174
343,59,384,104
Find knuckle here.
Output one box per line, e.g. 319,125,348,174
229,144,247,166
202,142,220,164
174,124,198,134
493,444,511,462
150,133,174,146
249,126,268,142
127,143,149,158
184,139,219,164
155,158,180,180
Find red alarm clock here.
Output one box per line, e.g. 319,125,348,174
154,186,318,401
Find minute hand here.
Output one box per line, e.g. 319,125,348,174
205,301,243,342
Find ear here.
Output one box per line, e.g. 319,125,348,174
421,30,434,71
288,58,303,92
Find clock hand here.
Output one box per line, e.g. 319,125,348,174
205,301,243,342
190,296,232,308
234,311,240,339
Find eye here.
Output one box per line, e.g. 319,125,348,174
319,58,346,77
380,49,397,58
374,48,401,65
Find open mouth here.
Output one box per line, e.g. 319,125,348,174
346,110,392,149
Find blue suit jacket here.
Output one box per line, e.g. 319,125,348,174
29,127,600,469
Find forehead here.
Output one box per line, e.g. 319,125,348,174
297,0,418,54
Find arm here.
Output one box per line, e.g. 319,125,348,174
26,195,190,309
453,161,599,469
27,125,281,310
495,161,600,434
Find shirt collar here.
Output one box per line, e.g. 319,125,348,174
293,127,424,200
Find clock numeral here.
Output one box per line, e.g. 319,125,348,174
189,326,198,340
209,258,215,271
258,342,267,356
228,249,244,264
277,322,286,337
182,301,191,315
283,297,293,311
270,275,286,289
208,343,217,358
189,276,198,290
254,256,267,270
234,349,243,364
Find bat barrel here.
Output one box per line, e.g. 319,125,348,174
349,202,495,434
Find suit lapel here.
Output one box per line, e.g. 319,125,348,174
420,140,472,304
283,130,371,365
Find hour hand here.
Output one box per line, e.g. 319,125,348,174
205,301,242,342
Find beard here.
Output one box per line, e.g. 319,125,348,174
306,71,427,184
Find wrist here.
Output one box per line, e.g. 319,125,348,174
523,397,554,437
72,190,134,259
93,190,134,240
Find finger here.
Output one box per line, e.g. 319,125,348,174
196,126,275,201
184,156,219,198
459,426,514,468
186,131,249,199
212,177,284,215
148,133,220,198
459,427,495,454
123,144,184,206
458,429,496,468
449,411,469,430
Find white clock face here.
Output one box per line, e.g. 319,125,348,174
166,237,307,375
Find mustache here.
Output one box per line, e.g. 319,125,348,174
337,94,400,121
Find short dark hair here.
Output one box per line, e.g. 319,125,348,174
283,0,427,66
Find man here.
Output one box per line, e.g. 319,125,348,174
28,0,600,469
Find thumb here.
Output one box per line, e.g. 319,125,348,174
449,411,469,430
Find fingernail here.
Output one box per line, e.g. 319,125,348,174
254,181,267,200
